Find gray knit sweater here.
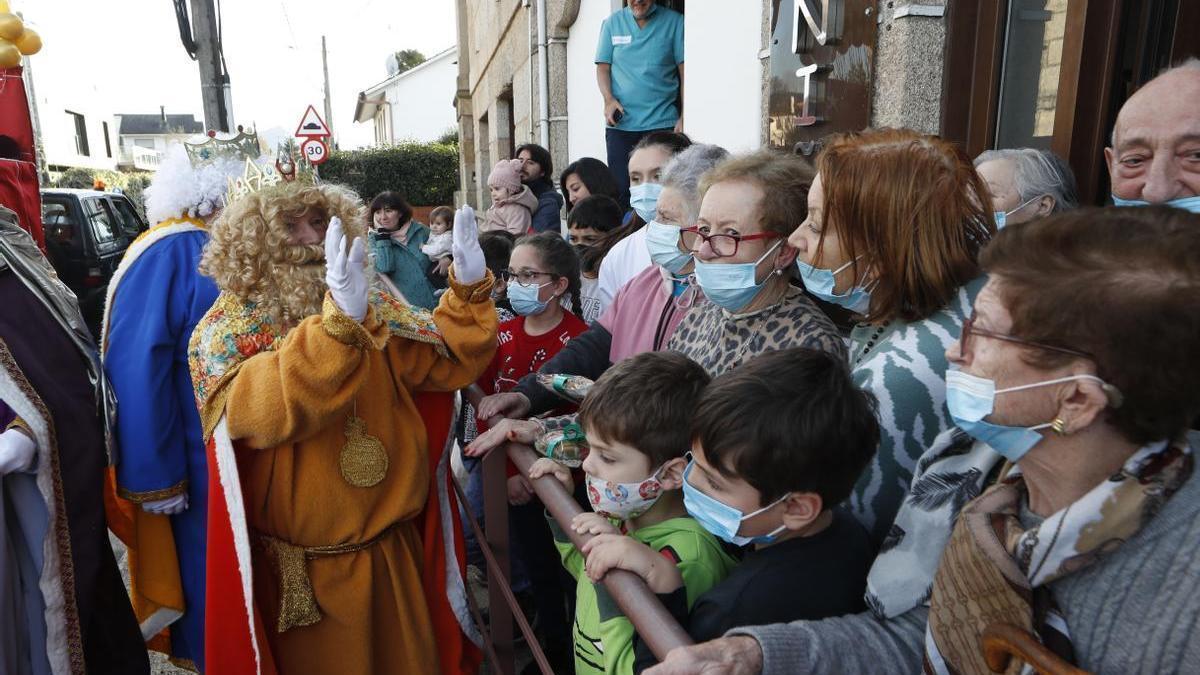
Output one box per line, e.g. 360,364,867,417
731,466,1200,674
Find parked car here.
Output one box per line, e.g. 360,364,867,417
40,188,148,340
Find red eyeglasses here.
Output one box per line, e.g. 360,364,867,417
680,227,781,258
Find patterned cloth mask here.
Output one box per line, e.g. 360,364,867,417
586,466,665,520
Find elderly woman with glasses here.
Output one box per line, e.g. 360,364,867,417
666,150,845,376
469,143,729,428
647,206,1200,675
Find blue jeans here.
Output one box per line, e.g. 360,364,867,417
605,127,673,208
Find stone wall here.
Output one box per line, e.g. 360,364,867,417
455,0,575,210
870,0,949,135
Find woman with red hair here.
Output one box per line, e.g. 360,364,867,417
787,128,995,550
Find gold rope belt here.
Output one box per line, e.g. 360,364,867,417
255,522,403,633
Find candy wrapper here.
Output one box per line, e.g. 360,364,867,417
535,373,594,405
534,422,589,467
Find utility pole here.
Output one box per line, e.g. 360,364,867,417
322,35,335,149
191,0,232,132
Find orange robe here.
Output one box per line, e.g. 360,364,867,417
190,272,496,674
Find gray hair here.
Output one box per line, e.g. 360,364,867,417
974,148,1079,213
661,143,730,223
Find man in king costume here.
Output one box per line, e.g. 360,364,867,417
0,206,148,674
188,177,495,674
100,131,254,671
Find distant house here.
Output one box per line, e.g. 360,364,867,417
353,46,457,146
115,108,204,171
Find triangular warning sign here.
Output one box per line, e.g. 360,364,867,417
295,105,331,138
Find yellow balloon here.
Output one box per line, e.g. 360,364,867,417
15,27,38,55
0,13,22,41
0,41,20,68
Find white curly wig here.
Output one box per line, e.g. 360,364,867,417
144,141,246,225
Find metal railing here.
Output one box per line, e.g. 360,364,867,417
458,385,694,675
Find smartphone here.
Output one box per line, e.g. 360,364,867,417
610,109,623,125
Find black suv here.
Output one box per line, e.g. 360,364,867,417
40,189,148,339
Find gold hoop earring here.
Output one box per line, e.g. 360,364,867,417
1051,417,1068,435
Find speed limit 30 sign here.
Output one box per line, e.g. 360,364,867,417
301,138,330,165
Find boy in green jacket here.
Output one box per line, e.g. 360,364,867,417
530,352,735,675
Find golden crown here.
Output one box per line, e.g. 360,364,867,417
224,140,318,205
225,158,284,204
185,127,263,167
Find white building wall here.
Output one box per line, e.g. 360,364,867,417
683,3,764,152
39,92,119,171
370,50,459,144
565,0,614,164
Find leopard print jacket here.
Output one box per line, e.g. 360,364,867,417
667,286,847,377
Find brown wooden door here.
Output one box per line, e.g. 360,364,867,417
941,0,1199,204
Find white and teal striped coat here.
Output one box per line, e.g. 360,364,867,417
846,276,985,546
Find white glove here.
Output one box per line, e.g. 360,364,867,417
324,216,369,322
451,206,487,285
142,493,189,515
0,428,36,475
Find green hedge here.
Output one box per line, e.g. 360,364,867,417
319,142,459,207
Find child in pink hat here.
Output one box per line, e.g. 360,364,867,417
484,159,540,235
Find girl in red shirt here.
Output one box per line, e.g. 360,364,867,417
478,231,588,401
473,231,587,667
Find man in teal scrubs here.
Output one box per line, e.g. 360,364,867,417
596,0,685,198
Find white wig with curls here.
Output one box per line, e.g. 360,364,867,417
144,142,245,225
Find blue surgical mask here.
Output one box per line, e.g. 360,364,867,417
645,220,692,275
629,183,663,223
994,194,1043,229
693,240,783,312
682,460,788,547
945,369,1113,463
796,256,872,315
1112,194,1200,214
507,280,553,316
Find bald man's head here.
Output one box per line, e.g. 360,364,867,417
1106,59,1200,205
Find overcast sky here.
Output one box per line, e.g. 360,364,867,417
20,0,457,149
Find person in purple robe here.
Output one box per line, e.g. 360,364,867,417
0,205,148,674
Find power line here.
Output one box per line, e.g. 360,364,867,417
279,0,298,50
173,0,198,59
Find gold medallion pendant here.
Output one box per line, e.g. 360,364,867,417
340,415,388,487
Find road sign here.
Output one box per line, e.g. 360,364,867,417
295,104,331,138
301,138,329,165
